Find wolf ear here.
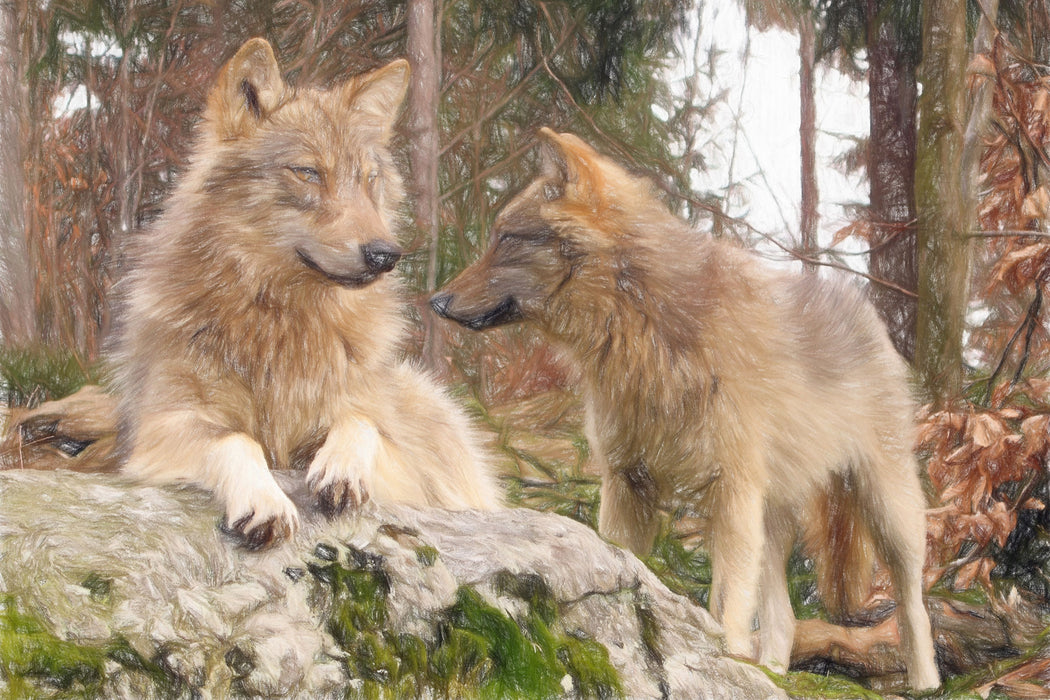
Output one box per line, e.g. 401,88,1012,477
207,38,285,139
537,128,602,200
348,59,410,133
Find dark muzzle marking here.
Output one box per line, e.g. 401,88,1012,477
296,245,396,288
361,240,403,274
429,292,522,330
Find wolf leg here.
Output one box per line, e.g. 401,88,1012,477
709,481,766,659
306,415,384,514
124,412,299,549
210,433,301,548
855,459,940,691
597,461,660,557
757,503,797,671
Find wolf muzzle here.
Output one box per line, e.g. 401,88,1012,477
297,240,403,288
429,293,523,330
361,240,402,274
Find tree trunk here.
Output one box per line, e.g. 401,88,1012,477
406,0,444,371
866,1,919,361
961,0,998,222
0,0,37,345
914,0,969,405
798,12,818,270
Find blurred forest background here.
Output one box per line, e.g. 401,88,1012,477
5,0,1050,695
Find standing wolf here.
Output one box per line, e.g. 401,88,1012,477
108,39,500,550
432,129,939,689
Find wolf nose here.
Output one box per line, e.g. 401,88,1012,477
430,292,454,318
361,241,403,274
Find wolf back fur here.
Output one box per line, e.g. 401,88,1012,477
108,39,500,550
432,129,939,690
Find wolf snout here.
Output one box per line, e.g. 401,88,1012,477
430,292,454,318
362,240,403,274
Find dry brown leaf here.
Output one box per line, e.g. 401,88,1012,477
954,558,982,591
1021,185,1050,218
987,501,1018,548
829,220,873,248
999,407,1025,421
1022,498,1046,511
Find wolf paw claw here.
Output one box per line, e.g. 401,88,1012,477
306,417,379,516
223,510,298,550
315,479,369,515
222,489,300,549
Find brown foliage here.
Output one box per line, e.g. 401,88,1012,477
918,388,1049,592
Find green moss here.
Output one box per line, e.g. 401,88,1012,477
0,596,104,697
926,579,991,609
415,545,439,568
104,636,179,694
428,626,492,693
444,585,564,698
308,547,622,699
644,529,711,608
79,574,112,605
633,598,662,667
761,668,885,700
493,570,558,625
505,474,601,530
0,597,185,699
557,633,622,699
0,346,97,408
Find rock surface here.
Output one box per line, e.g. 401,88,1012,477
0,470,786,699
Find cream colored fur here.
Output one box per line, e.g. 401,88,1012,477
108,39,500,550
433,129,939,690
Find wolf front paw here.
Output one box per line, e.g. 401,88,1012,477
306,417,380,516
211,433,301,549
222,506,299,550
222,484,301,549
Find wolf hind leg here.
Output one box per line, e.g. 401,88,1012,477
854,456,940,690
357,363,501,510
309,364,500,512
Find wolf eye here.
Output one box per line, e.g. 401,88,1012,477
366,169,383,199
289,166,322,185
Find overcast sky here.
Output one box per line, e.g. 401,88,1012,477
679,2,869,263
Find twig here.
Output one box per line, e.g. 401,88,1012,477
981,286,1043,406
438,141,533,204
439,15,577,158
968,230,1050,239
1012,285,1043,385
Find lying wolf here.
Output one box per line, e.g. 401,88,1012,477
431,129,939,690
108,39,500,550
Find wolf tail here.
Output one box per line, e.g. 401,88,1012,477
803,471,876,622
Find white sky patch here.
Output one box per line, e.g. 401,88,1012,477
675,2,869,266
52,31,124,116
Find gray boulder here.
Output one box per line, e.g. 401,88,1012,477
0,470,786,699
